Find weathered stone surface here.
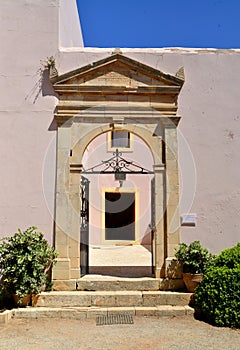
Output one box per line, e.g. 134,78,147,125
159,278,185,291
142,291,168,306
115,291,143,307
0,310,13,324
156,305,186,316
34,292,91,308
91,292,116,307
107,307,135,316
164,292,192,306
14,308,62,319
12,305,194,320
60,308,87,319
184,305,194,315
76,277,160,291
165,258,182,279
135,307,158,316
33,290,191,309
53,280,77,291
86,307,108,318
142,291,191,306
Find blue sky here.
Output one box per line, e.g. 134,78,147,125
77,0,240,48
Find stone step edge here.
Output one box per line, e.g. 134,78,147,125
0,309,14,324
12,305,194,320
54,278,185,291
38,291,191,296
34,291,192,308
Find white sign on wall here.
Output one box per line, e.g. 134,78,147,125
180,214,197,226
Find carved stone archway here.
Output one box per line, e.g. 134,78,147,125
50,53,184,289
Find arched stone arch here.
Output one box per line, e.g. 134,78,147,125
51,54,184,288
71,122,161,165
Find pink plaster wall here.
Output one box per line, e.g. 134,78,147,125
82,132,154,246
1,0,240,253
0,0,59,241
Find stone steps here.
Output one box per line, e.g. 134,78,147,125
13,305,194,320
33,291,192,308
1,290,194,323
54,277,185,291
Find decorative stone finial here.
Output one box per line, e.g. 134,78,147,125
112,48,123,55
175,66,185,81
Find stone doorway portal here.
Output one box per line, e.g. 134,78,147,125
50,53,184,289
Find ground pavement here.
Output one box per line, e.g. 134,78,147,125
0,315,239,350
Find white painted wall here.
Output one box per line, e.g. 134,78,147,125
0,0,239,253
59,0,84,48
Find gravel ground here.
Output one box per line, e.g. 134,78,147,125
0,315,240,350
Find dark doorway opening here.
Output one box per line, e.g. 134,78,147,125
105,192,135,241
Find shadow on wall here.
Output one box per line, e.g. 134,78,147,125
141,225,152,253
24,68,58,105
42,69,58,98
41,68,58,131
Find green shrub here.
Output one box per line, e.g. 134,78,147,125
195,243,240,328
210,242,240,269
0,227,58,300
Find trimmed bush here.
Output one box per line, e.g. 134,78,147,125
210,242,240,269
194,243,240,328
0,227,58,300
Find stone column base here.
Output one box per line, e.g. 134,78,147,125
52,258,71,280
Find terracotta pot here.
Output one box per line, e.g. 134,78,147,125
182,273,203,292
13,294,31,307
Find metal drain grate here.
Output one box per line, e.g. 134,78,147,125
96,313,134,326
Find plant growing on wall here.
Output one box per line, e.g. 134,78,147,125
41,55,58,79
45,56,56,69
0,226,58,305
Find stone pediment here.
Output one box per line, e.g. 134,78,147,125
52,54,184,125
51,54,184,93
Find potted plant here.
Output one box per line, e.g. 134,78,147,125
175,240,213,292
0,226,58,306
